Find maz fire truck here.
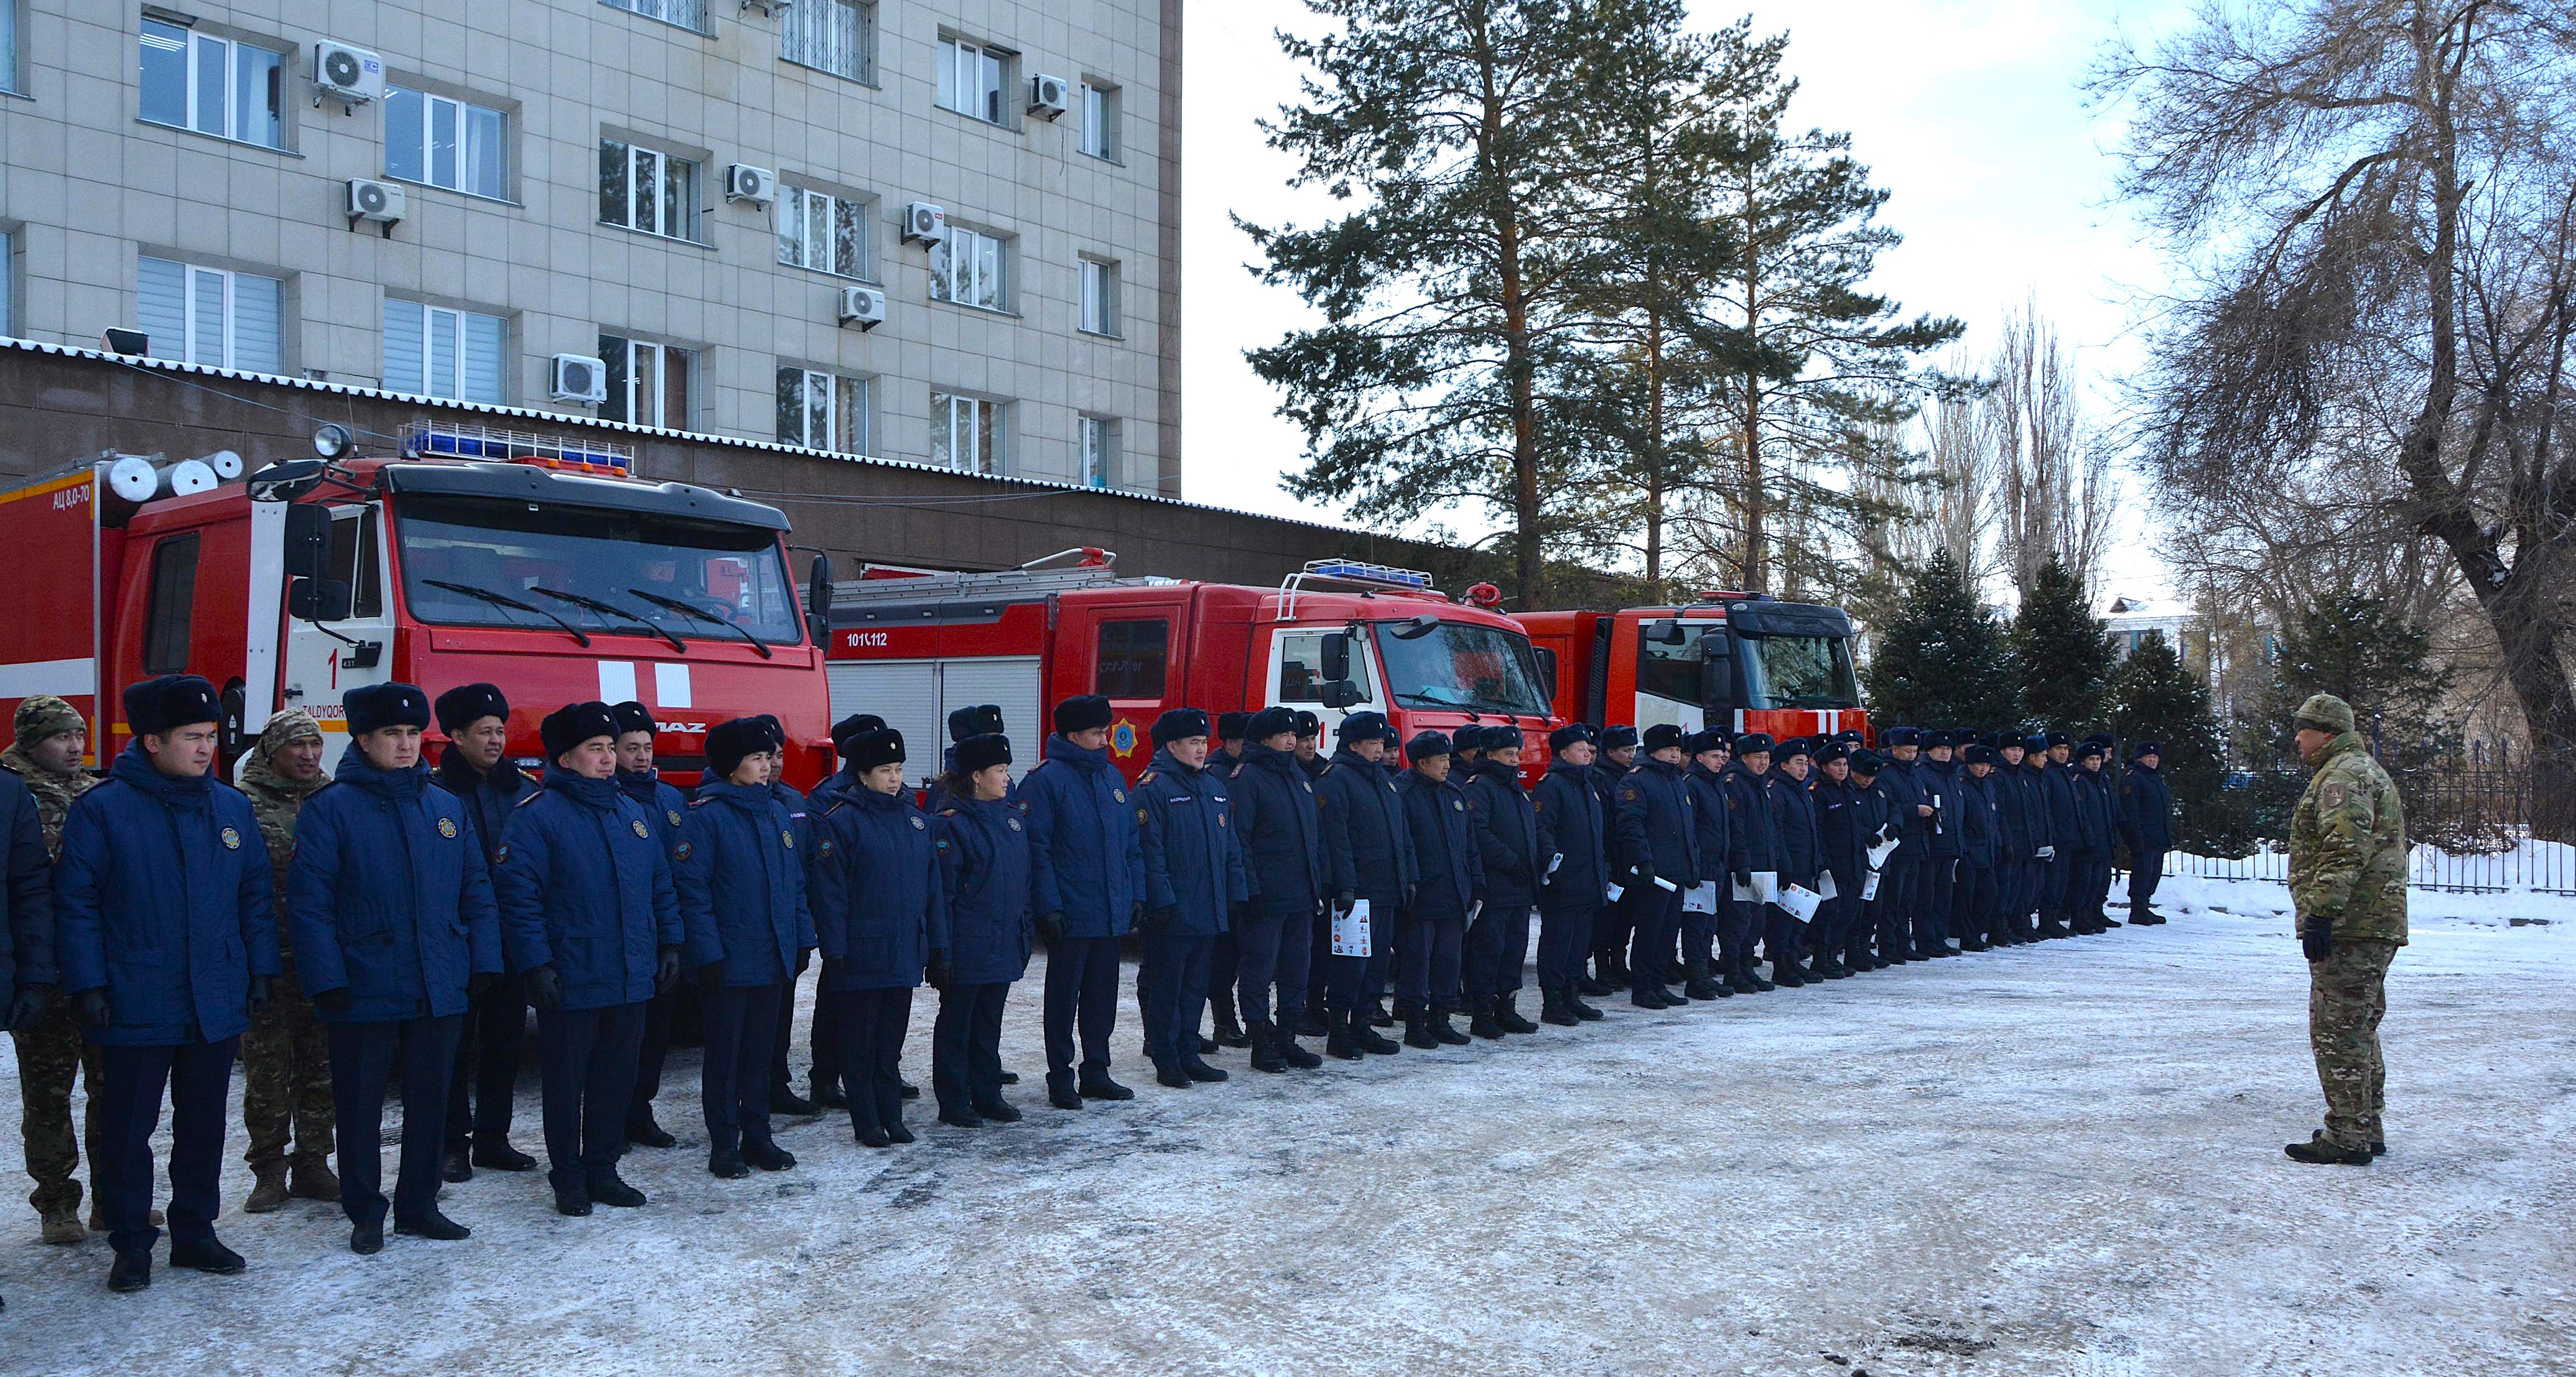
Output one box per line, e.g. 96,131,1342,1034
1516,593,1871,744
0,422,837,787
824,555,1561,783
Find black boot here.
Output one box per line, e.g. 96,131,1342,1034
1248,1019,1287,1073
1324,1009,1364,1060
1079,1072,1136,1101
1684,958,1726,1001
1156,1061,1193,1089
1578,970,1614,997
1182,1054,1230,1082
1771,958,1806,988
1432,1005,1473,1045
771,1085,818,1117
1354,1014,1402,1054
1469,1001,1505,1038
349,1219,383,1256
1277,1019,1324,1069
1540,988,1580,1026
441,1146,473,1183
813,1077,849,1111
743,1140,797,1171
394,1208,473,1240
625,1111,677,1149
470,1139,536,1172
1212,996,1252,1049
1298,1006,1329,1037
1494,994,1538,1034
709,1147,750,1179
108,1250,152,1292
168,1236,246,1274
1743,954,1776,991
1404,1010,1441,1049
1367,997,1396,1029
1046,1074,1084,1110
1569,990,1605,1020
1630,984,1672,1009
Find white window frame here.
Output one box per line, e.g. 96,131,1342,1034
1079,257,1121,337
602,0,709,35
383,298,507,404
2,2,19,96
1079,415,1118,489
936,34,1011,126
1079,81,1120,161
599,333,695,430
931,392,1006,475
776,185,873,281
386,87,508,201
777,366,872,457
137,256,284,373
600,139,700,242
929,226,1007,312
139,21,286,149
781,0,874,83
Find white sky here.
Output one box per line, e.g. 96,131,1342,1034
1177,0,2198,604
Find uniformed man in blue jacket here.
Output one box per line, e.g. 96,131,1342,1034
2034,733,2080,938
1612,723,1700,1007
1721,733,1780,991
608,700,697,1151
1199,710,1253,1052
1461,726,1541,1038
57,674,277,1292
1875,728,1931,962
494,702,685,1218
1228,705,1347,1072
2070,740,2121,932
1134,708,1249,1087
2119,741,2174,925
1395,732,1482,1047
1586,725,1641,992
1532,723,1607,1024
1809,742,1867,980
288,682,503,1254
1683,730,1744,994
1313,711,1413,1059
1022,694,1149,1107
431,682,539,1184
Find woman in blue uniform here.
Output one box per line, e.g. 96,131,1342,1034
928,731,1031,1127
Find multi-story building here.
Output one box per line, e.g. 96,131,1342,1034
0,0,1182,496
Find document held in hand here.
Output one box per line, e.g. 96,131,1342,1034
1683,882,1718,914
1652,874,1679,892
1861,871,1882,901
1866,834,1902,869
1730,871,1779,904
1330,899,1372,958
1816,871,1838,901
1777,883,1825,924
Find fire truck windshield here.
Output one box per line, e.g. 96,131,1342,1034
1372,620,1551,716
395,494,803,645
1738,633,1861,710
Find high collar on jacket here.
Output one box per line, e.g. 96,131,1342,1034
543,766,623,809
1244,741,1300,777
1045,733,1110,774
697,779,771,812
111,741,215,808
332,751,427,802
1153,746,1205,780
438,746,523,796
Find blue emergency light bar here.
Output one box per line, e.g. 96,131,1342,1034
1304,559,1433,588
400,420,635,476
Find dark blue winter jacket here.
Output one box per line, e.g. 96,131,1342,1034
2017,761,2055,856
54,745,279,1046
1992,761,2035,859
934,794,1035,985
288,753,502,1022
437,749,536,870
1137,747,1248,937
1722,761,1779,876
1611,759,1698,892
1533,758,1608,911
1317,749,1417,911
1813,772,1870,883
1463,758,1541,909
1881,756,1933,853
1398,768,1485,920
1685,764,1732,886
1020,735,1146,938
1921,757,1963,858
1769,768,1821,886
2039,763,2082,854
808,775,946,991
2118,763,2174,853
0,771,52,996
2069,765,2116,853
1955,769,2001,867
495,767,682,1011
1232,741,1344,920
677,781,815,987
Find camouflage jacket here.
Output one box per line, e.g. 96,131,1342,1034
2287,733,2407,945
239,751,331,964
0,742,95,858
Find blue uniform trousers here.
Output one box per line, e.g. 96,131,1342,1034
700,982,782,1152
1043,934,1123,1082
1234,908,1315,1026
1535,903,1597,993
1396,910,1465,1013
445,973,526,1151
96,1036,238,1257
330,1014,463,1228
1464,902,1532,1004
1916,858,1956,955
536,1003,645,1196
833,986,913,1134
1139,931,1214,1065
932,981,1010,1118
1625,888,1680,994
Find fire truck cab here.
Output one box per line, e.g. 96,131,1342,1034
1517,594,1870,744
825,556,1561,784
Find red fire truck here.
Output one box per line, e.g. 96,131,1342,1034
0,421,837,787
1516,594,1871,744
824,555,1561,783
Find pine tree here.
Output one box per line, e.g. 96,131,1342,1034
2012,554,2115,736
1861,549,2019,727
2255,593,2455,768
2108,630,2233,853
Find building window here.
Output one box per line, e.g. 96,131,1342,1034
776,367,871,457
384,299,506,404
598,334,694,430
137,256,284,373
937,34,1010,125
929,227,1006,312
782,0,873,82
776,185,872,280
1079,257,1120,336
141,532,202,675
1095,619,1169,699
386,88,506,200
602,0,709,34
599,139,700,241
1079,81,1120,160
931,392,1005,475
1079,416,1117,489
139,21,285,149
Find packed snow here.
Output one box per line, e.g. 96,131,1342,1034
4,875,2572,1375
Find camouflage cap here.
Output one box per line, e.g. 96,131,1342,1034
259,707,325,758
2294,693,2356,736
12,694,85,745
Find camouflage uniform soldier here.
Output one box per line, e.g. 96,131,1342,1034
238,710,340,1210
2,695,111,1243
2284,693,2407,1166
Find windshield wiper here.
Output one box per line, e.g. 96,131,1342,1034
422,579,592,647
531,586,686,654
627,588,773,659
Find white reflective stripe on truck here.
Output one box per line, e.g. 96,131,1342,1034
242,498,288,734
0,657,99,698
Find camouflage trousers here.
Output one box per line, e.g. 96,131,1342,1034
241,969,335,1169
2309,937,2397,1151
10,1003,106,1217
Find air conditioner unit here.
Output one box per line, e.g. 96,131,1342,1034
346,178,406,228
551,354,610,404
902,202,947,244
100,328,149,356
726,164,778,207
837,285,887,330
1028,73,1071,121
312,41,385,106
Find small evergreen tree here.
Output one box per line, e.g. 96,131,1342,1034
2255,592,2456,766
2012,554,2115,736
2108,630,2236,855
1862,549,2020,727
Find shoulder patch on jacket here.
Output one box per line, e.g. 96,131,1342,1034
1138,771,1158,786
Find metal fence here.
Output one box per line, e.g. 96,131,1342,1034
2156,842,2576,894
2156,758,2576,895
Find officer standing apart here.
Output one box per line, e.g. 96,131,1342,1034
2118,742,2174,925
1021,694,1148,1108
610,701,696,1151
287,683,503,1254
1133,708,1248,1086
3,694,109,1245
1532,723,1609,1024
56,675,279,1292
1394,732,1481,1047
1314,711,1413,1059
236,708,338,1215
431,683,540,1183
494,702,685,1217
1461,726,1541,1038
2284,693,2407,1166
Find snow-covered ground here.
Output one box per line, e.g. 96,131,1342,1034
6,878,2574,1375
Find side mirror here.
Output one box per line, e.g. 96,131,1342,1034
1321,632,1351,683
1642,618,1686,645
806,552,836,620
282,504,331,582
1321,679,1362,710
289,577,353,623
1533,646,1560,700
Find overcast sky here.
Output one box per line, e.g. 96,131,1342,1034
1176,0,2200,604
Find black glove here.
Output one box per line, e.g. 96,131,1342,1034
1402,883,1417,911
2302,918,2334,963
311,986,353,1017
527,965,564,1011
247,974,272,1016
1037,911,1066,944
6,983,55,1031
1635,864,1657,891
468,971,500,1001
1334,890,1357,914
71,988,109,1029
1141,905,1178,933
1733,870,1754,892
654,945,682,995
795,946,813,976
697,958,728,990
1470,889,1489,908
925,949,952,990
